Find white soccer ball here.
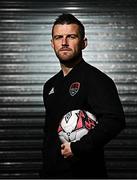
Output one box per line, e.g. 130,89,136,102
58,109,97,143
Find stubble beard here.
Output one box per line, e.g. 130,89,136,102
56,51,82,67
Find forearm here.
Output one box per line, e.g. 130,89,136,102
71,112,125,157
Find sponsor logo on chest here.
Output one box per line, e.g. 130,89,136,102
69,82,80,96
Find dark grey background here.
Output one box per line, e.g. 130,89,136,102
0,0,137,178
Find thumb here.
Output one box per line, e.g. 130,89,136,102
61,144,65,149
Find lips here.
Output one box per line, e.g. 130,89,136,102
59,48,72,51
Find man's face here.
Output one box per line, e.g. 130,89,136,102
51,24,87,63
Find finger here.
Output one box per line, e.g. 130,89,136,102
61,149,65,155
61,144,65,149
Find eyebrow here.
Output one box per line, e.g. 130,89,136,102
53,34,79,38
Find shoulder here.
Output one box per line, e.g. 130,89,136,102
43,71,61,91
83,61,115,86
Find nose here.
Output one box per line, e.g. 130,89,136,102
62,37,68,46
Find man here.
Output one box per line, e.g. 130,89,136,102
40,13,125,178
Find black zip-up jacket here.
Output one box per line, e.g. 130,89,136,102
41,59,125,178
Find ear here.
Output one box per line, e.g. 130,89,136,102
51,39,54,49
82,37,88,50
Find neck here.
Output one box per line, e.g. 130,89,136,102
61,57,83,76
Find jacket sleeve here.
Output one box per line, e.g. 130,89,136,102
71,74,125,157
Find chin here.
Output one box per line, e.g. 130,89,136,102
59,59,72,65
58,56,74,64
57,53,82,65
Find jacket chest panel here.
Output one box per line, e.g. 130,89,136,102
46,79,86,114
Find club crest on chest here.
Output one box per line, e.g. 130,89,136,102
69,82,80,96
